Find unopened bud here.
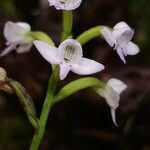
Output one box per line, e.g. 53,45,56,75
0,67,7,81
0,67,14,94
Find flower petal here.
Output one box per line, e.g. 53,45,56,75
97,85,119,126
48,0,82,10
58,39,83,64
104,86,119,109
107,78,127,95
100,27,115,47
126,41,140,55
64,0,82,10
111,108,118,126
113,29,134,44
113,22,134,44
71,57,105,75
113,21,131,30
16,22,31,32
0,43,17,57
4,21,30,43
59,62,71,80
33,40,60,64
16,44,32,53
105,86,119,126
116,48,126,63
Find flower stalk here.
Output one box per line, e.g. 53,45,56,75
53,77,105,104
76,26,104,45
29,31,55,46
61,10,73,41
29,66,59,150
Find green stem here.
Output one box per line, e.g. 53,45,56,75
53,77,105,104
30,66,59,150
76,26,105,45
61,10,73,41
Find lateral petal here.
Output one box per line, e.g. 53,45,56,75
33,40,60,64
71,57,104,75
100,27,115,47
126,41,140,55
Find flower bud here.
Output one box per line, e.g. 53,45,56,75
0,67,14,94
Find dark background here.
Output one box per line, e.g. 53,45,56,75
0,0,150,149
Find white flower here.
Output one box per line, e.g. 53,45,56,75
34,39,105,80
98,78,127,126
1,21,33,57
48,0,82,10
100,22,140,63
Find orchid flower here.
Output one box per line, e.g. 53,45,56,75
100,22,140,63
48,0,82,10
34,39,104,80
97,78,127,126
1,21,33,57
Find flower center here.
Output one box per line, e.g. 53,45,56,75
64,45,75,62
59,0,67,4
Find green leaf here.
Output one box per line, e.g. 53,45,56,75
9,80,39,130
